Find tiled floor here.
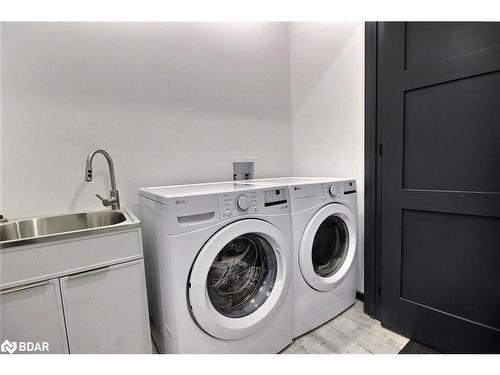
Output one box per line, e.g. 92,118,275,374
151,300,409,354
282,300,409,354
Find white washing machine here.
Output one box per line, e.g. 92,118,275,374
138,182,293,353
238,177,358,338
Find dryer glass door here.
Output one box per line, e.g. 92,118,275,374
299,203,357,292
312,216,349,278
207,233,277,318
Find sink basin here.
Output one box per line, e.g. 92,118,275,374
1,207,143,290
0,209,139,248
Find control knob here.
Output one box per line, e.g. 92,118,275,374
236,195,250,211
328,185,337,196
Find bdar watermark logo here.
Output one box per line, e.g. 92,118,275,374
1,339,50,354
1,340,17,354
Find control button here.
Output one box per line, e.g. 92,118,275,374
252,206,258,212
225,210,232,217
328,186,336,196
236,195,250,211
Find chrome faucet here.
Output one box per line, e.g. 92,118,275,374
85,149,120,210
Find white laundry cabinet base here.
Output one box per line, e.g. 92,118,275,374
0,227,151,354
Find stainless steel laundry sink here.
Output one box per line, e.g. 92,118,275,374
0,209,140,248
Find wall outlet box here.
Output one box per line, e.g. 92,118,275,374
229,158,256,181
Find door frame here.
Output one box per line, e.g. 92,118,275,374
363,21,381,319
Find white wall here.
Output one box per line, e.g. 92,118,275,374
1,22,365,291
289,23,365,292
0,23,292,218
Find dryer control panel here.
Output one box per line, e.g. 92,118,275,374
326,180,356,199
289,179,356,212
220,187,289,219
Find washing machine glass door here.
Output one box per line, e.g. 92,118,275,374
206,233,277,318
188,219,288,340
299,203,357,292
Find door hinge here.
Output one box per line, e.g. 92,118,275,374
378,144,383,156
377,286,382,295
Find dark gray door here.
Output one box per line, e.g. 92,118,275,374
378,22,500,353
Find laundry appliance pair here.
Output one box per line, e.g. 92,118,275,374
139,177,358,353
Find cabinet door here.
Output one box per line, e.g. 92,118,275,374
60,260,151,353
0,279,68,354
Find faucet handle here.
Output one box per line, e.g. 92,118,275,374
95,193,112,207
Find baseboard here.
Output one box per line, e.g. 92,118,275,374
356,291,364,302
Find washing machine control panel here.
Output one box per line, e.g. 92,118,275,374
263,188,288,207
236,195,250,211
220,188,288,218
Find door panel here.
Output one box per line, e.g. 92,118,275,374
403,71,500,192
401,209,500,330
0,279,68,354
60,260,151,353
378,22,500,353
405,22,500,69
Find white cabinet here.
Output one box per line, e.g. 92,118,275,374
0,222,151,354
60,260,151,354
0,279,68,354
0,260,152,354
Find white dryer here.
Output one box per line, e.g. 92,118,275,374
139,182,293,353
238,178,359,338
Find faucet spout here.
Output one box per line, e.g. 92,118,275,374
85,149,120,210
